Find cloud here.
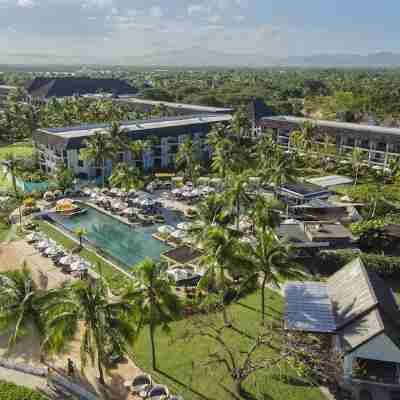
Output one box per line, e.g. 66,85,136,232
187,4,204,16
149,6,163,17
17,0,34,8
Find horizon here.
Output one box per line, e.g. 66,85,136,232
1,0,400,65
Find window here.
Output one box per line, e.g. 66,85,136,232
118,153,124,162
78,159,84,167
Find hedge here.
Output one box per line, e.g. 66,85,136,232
302,250,400,279
0,380,47,400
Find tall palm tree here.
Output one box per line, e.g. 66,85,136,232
3,154,23,224
40,275,138,384
109,162,143,190
199,225,246,324
175,137,203,186
248,196,281,234
226,171,252,231
81,131,115,186
242,229,300,324
231,105,251,137
123,258,181,371
0,265,41,347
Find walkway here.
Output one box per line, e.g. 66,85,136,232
0,366,46,391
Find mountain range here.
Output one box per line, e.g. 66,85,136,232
4,48,400,67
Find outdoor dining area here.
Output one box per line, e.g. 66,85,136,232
124,373,183,400
25,231,91,278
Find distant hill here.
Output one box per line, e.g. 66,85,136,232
4,48,400,67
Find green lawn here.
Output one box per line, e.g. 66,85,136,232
0,141,34,189
0,380,47,400
37,221,129,292
133,290,325,400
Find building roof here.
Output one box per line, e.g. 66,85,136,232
161,245,203,265
112,97,234,114
261,115,400,138
284,281,336,333
26,77,138,98
279,182,330,199
305,222,353,242
285,257,400,353
276,222,329,248
33,113,232,150
305,175,353,188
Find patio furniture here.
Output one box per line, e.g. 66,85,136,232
131,373,153,395
147,385,169,400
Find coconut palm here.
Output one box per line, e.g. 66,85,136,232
40,275,138,384
124,258,181,371
231,105,251,137
248,196,281,234
0,264,41,347
81,131,115,186
109,162,143,190
226,171,252,231
199,225,247,324
242,229,300,324
3,154,23,224
175,137,203,186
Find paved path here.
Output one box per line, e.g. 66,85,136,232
0,365,46,390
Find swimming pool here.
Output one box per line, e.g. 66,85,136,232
49,204,182,268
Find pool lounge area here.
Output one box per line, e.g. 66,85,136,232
48,203,183,268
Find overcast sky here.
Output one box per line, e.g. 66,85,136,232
1,0,399,64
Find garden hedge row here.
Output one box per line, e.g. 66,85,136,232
0,380,47,400
302,250,400,279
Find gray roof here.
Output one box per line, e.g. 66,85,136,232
33,113,232,150
262,116,400,138
111,97,234,114
276,223,329,248
284,281,336,333
284,257,400,353
305,175,353,188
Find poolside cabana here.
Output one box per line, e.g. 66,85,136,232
161,245,203,267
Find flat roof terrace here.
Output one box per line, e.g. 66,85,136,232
261,116,400,140
33,113,232,149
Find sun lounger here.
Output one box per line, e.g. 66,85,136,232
147,385,169,400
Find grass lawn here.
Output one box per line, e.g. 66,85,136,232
0,141,34,189
133,290,325,400
37,220,129,291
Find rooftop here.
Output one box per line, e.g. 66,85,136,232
161,245,203,265
279,182,330,198
112,96,234,114
305,175,353,188
262,115,400,138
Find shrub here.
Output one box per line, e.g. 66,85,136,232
0,380,47,400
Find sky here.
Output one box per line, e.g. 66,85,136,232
0,0,399,64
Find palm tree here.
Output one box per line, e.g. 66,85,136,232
123,258,181,371
248,196,281,234
231,105,251,137
3,154,23,224
226,171,252,231
109,162,143,190
242,229,300,324
350,147,364,185
199,225,246,324
175,137,203,186
81,131,115,186
0,264,41,347
40,275,137,384
74,227,87,249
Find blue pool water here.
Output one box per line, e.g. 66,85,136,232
50,204,182,267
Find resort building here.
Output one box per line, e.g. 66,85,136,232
26,77,138,101
284,258,400,388
260,116,400,166
32,113,232,180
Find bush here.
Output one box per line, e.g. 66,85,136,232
0,380,47,400
302,250,400,279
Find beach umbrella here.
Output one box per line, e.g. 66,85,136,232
37,240,52,250
157,225,174,235
70,260,91,271
26,232,42,242
177,222,192,231
171,230,186,240
43,191,54,201
44,246,61,257
122,207,135,215
59,255,77,266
